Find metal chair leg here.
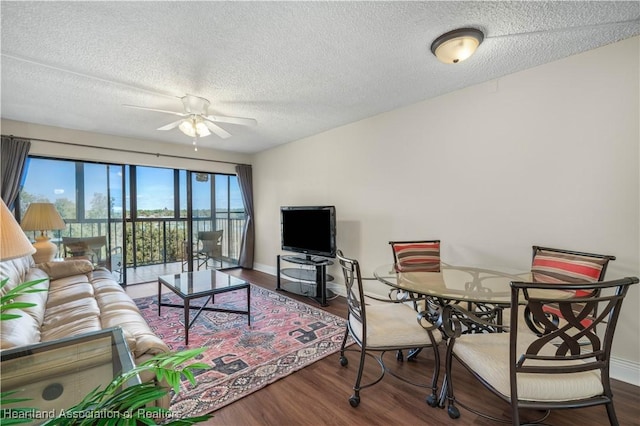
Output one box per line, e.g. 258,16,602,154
339,326,349,367
349,346,367,407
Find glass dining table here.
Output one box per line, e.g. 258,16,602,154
374,263,535,302
373,263,530,408
374,263,530,328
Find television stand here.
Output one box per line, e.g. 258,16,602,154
276,255,334,306
289,255,327,264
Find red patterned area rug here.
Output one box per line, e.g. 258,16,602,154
134,285,349,418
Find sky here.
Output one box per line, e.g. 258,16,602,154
22,158,243,211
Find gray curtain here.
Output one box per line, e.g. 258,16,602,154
235,164,254,269
1,136,31,210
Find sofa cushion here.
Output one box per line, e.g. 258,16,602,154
38,259,94,280
40,318,103,342
95,291,139,311
100,309,168,358
40,297,102,341
0,255,36,291
17,267,50,323
1,264,50,349
42,298,101,329
90,270,126,293
1,308,44,349
47,281,94,307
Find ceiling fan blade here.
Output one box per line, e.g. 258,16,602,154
157,119,184,131
202,118,232,139
123,104,187,117
205,114,257,126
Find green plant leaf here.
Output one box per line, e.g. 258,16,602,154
1,313,26,320
2,301,37,309
0,417,37,425
1,277,48,320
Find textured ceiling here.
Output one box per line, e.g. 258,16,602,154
1,1,639,154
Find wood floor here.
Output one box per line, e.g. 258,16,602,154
131,268,640,426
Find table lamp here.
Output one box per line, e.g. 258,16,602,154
20,202,66,263
1,199,36,261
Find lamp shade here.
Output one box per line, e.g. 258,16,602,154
21,203,66,232
431,28,484,64
0,199,36,261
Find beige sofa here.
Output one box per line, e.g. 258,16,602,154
0,255,169,375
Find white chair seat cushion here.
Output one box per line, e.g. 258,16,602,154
453,333,603,402
349,303,442,349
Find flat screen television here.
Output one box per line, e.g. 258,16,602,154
280,206,336,259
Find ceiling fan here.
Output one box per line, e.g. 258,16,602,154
123,94,256,149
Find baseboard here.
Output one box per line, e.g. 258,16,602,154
254,262,277,276
610,357,640,386
254,262,640,387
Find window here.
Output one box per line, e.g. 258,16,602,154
20,158,77,220
19,157,246,270
135,166,176,218
84,163,109,220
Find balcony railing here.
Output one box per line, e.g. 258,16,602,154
50,216,246,269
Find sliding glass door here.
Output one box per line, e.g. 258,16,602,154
19,158,245,283
183,171,243,271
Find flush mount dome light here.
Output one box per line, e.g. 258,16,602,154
431,28,484,64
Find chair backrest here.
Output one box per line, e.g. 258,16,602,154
198,230,223,256
528,246,616,332
508,277,638,410
531,246,615,285
336,250,366,344
389,240,441,272
63,236,108,263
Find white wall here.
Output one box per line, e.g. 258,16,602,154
1,119,251,175
252,37,640,382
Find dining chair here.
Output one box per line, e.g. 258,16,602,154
441,276,639,424
195,230,224,270
336,250,442,408
388,240,441,360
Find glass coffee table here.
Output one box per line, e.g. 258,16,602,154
158,269,251,345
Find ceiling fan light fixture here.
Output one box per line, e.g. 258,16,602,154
431,28,484,64
178,117,210,138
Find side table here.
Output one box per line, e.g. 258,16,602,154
1,327,138,419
